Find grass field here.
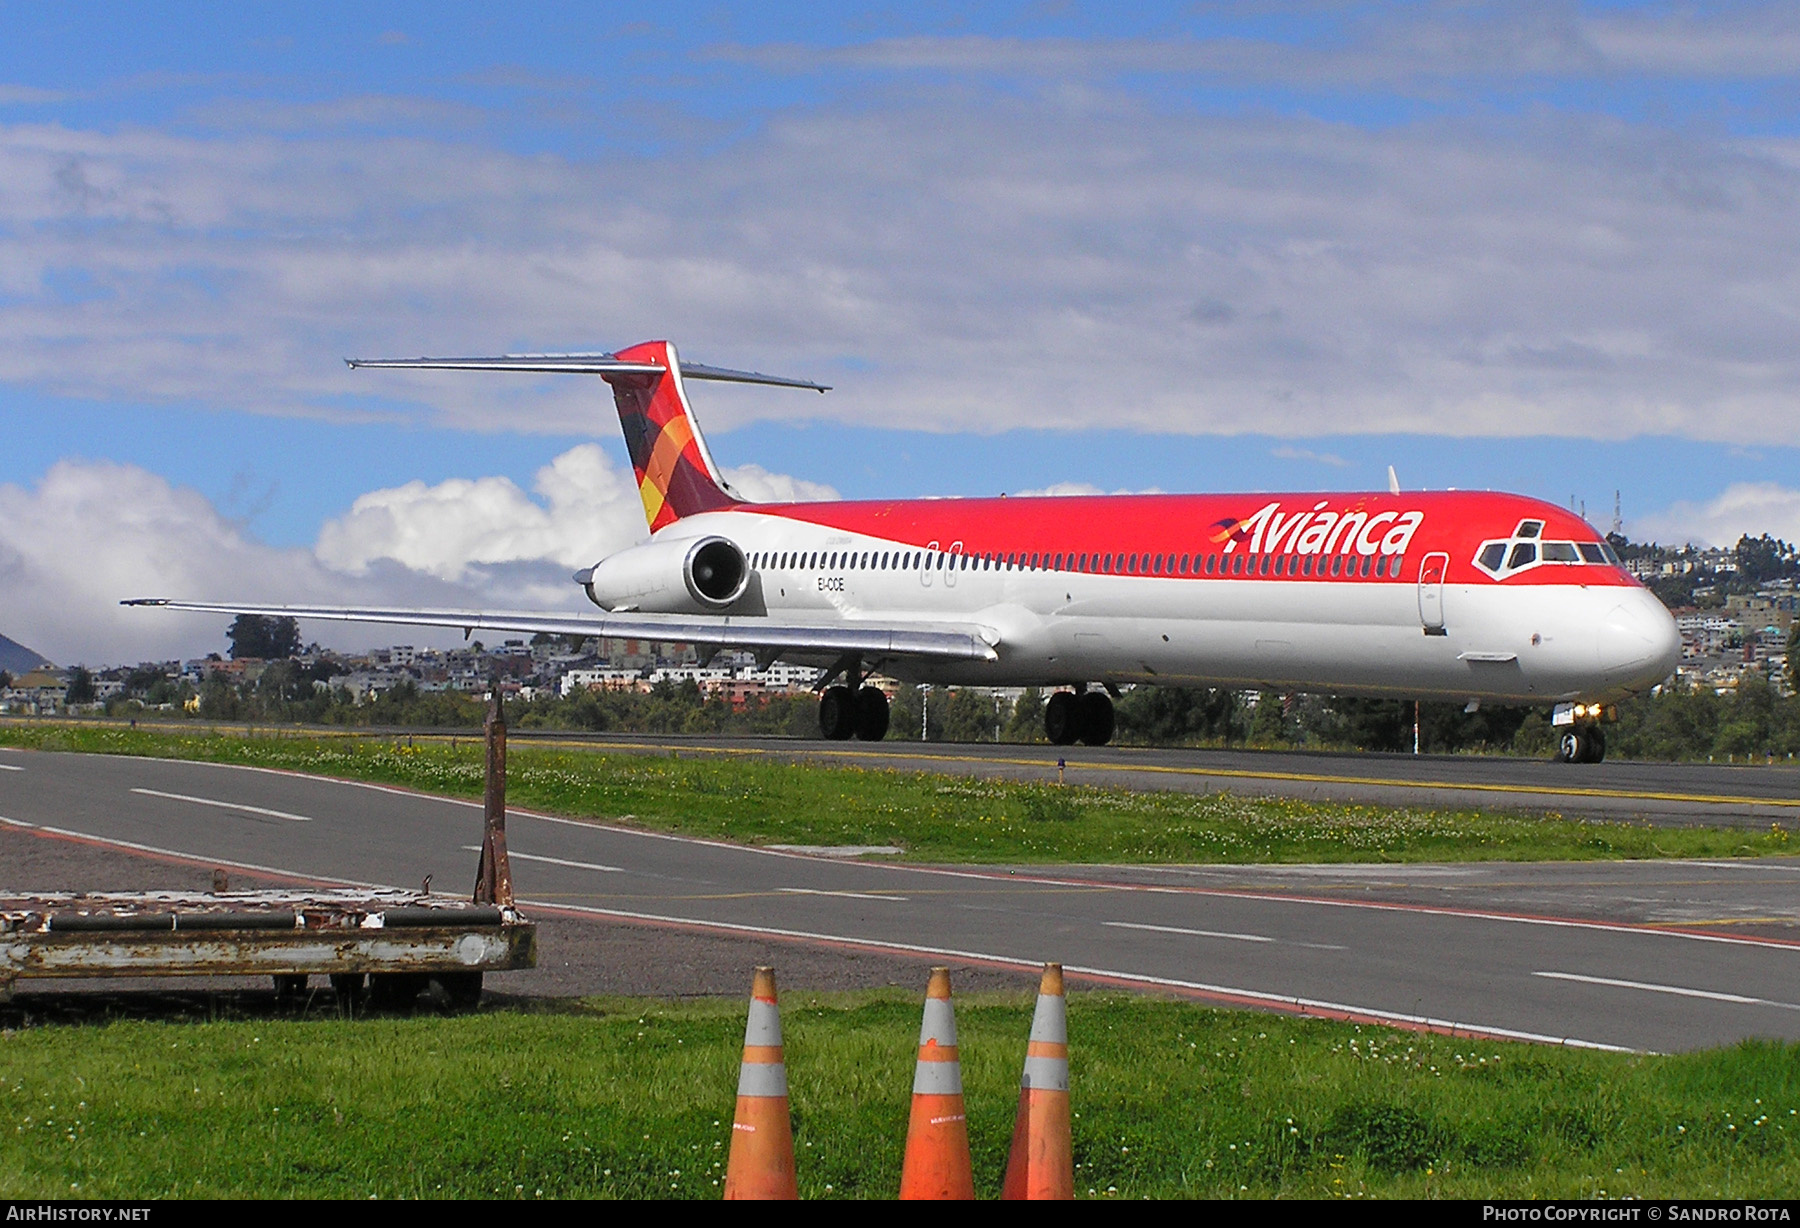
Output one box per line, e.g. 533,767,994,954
0,992,1795,1199
1,721,1791,865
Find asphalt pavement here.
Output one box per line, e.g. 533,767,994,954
2,745,1797,1053
496,730,1800,829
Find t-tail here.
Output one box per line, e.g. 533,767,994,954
345,341,829,532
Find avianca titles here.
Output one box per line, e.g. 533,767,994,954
129,340,1680,764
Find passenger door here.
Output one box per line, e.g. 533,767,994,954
1417,552,1449,634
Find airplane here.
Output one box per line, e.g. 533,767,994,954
127,339,1682,764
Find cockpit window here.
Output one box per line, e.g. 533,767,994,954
1508,542,1537,568
1479,542,1507,571
1542,542,1579,562
1601,542,1622,565
1515,520,1543,539
1578,543,1606,563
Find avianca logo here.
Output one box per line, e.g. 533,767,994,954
1219,501,1424,557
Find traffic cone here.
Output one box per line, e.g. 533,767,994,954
899,967,976,1200
1002,963,1074,1200
724,966,798,1200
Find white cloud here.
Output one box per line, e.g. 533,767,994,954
0,460,483,665
315,444,641,582
719,463,838,504
3,41,1800,448
1634,482,1800,550
1010,482,1106,497
0,447,846,664
1271,445,1351,468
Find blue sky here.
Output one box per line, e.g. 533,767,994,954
4,2,1800,662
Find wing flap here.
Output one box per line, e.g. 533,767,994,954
123,599,997,661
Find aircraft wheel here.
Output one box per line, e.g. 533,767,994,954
1044,691,1081,745
854,686,890,741
1077,691,1115,746
1583,726,1607,764
1556,729,1586,764
818,685,857,740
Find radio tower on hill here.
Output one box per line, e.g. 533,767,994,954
1611,490,1623,539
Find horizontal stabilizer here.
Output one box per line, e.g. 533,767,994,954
122,599,997,662
346,352,830,392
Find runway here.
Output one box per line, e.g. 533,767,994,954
498,729,1800,829
3,745,1798,1053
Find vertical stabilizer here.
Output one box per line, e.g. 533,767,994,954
606,341,738,532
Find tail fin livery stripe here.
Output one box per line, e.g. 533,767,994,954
608,341,737,531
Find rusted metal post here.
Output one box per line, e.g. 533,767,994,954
474,687,515,907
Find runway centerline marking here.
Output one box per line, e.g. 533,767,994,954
460,846,621,873
0,764,23,772
1534,971,1800,1011
129,787,312,823
777,887,909,902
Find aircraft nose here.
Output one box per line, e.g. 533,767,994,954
1598,589,1681,689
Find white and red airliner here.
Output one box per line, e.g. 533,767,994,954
129,340,1680,763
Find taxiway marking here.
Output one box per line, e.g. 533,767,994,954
1104,920,1273,943
776,887,909,902
459,845,622,873
129,787,312,823
1535,971,1800,1011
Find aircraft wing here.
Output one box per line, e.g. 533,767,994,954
121,599,999,662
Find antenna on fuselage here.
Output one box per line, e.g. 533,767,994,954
1387,465,1400,495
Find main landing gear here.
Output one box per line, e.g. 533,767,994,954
1044,688,1114,747
818,665,890,742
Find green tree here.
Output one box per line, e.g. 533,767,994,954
1114,686,1242,746
227,615,301,661
1005,687,1046,743
197,672,241,720
1247,691,1289,746
936,688,1002,743
65,667,96,704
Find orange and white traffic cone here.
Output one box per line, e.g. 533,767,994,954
724,966,798,1200
1002,963,1074,1200
899,966,976,1200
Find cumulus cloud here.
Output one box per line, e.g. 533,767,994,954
315,446,841,585
316,444,639,582
1634,482,1800,550
0,447,845,663
0,460,496,664
719,463,838,504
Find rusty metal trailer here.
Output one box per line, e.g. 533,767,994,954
0,695,534,1008
0,888,534,1006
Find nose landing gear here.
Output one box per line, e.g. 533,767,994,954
1552,702,1612,763
1045,688,1115,746
1556,725,1606,764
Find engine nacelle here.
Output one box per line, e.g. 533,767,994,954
581,535,750,613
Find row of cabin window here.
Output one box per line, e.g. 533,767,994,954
749,548,1405,579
